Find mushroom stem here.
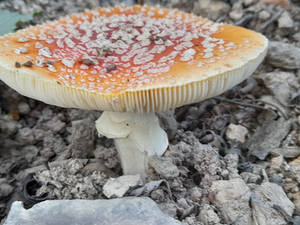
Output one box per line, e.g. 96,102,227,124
95,111,168,178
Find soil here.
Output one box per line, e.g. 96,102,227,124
1,0,300,224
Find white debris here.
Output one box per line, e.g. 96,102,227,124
226,124,248,143
103,175,143,198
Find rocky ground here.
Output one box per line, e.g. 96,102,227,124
0,0,300,224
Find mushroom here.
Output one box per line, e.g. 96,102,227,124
0,5,268,178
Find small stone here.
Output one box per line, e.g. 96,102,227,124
209,178,252,225
45,116,66,133
245,118,292,160
289,156,300,180
18,102,30,114
149,156,179,178
293,193,300,216
243,0,257,7
267,41,300,69
103,175,143,198
192,0,230,21
277,11,293,29
258,10,271,20
251,182,295,224
260,0,290,8
270,155,284,172
226,124,248,143
229,10,243,21
189,187,202,201
0,115,18,137
198,204,221,225
16,127,36,144
293,32,300,42
260,71,298,105
4,198,183,225
68,118,95,158
0,182,14,198
240,172,261,184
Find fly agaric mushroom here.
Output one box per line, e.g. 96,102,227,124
0,5,268,177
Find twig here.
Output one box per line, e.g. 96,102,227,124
257,10,284,33
213,96,266,110
255,99,289,120
235,13,255,27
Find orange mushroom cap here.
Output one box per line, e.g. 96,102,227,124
0,5,268,112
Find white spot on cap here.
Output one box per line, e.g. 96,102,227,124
180,48,196,61
14,47,28,54
39,47,52,58
62,58,75,68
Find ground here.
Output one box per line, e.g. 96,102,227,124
0,0,300,224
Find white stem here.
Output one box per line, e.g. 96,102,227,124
95,111,168,178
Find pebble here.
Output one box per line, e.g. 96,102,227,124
192,0,231,20
226,124,248,143
293,32,300,42
4,198,183,225
0,181,14,198
103,175,143,198
251,182,295,224
260,71,298,105
229,10,244,21
198,204,221,225
289,156,300,180
17,102,30,114
68,118,95,158
277,11,294,29
267,41,300,69
245,118,292,160
149,156,179,179
258,10,271,20
209,178,252,225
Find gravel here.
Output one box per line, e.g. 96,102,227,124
1,0,300,224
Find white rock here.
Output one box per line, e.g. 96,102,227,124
267,41,300,69
278,11,293,29
226,124,248,143
198,204,221,225
210,178,252,225
4,198,183,225
260,71,298,105
251,182,295,225
103,175,143,198
149,156,179,178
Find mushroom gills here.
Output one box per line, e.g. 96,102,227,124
95,111,168,178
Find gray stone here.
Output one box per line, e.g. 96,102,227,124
0,115,18,137
103,175,143,198
4,198,183,225
198,204,221,225
289,156,300,181
251,182,295,225
0,181,14,198
68,118,95,158
267,41,300,69
226,124,248,143
293,32,300,42
192,0,230,21
209,178,252,225
149,156,179,179
245,118,292,160
260,71,298,105
277,11,293,29
17,102,30,114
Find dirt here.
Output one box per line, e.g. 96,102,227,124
0,0,300,224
